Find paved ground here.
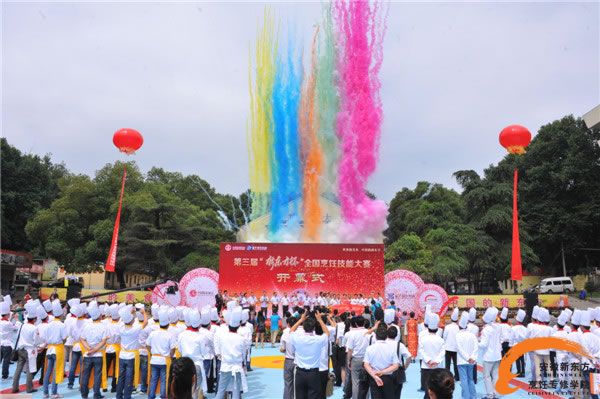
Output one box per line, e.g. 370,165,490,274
1,346,566,399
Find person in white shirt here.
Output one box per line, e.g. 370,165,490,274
198,307,215,392
138,304,158,394
511,309,528,377
271,292,280,315
214,307,248,399
0,296,18,380
498,307,512,359
105,304,121,393
237,309,253,372
526,305,541,381
577,310,600,399
115,305,147,399
551,310,570,394
281,293,290,316
419,313,445,399
363,323,399,399
177,308,208,399
66,303,87,389
345,316,370,399
280,315,297,399
479,307,501,399
12,300,39,394
35,302,51,386
146,307,176,399
41,300,67,398
530,307,553,383
443,308,460,381
80,301,109,399
385,323,412,398
64,298,81,375
456,311,477,399
289,310,330,399
259,291,269,315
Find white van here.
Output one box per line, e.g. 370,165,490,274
537,277,575,294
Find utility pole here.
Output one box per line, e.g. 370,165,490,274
561,242,567,277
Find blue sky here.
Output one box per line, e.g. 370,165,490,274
3,1,598,200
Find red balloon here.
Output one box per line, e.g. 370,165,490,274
113,128,143,155
499,125,531,155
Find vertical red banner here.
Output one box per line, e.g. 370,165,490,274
105,167,127,272
511,168,522,280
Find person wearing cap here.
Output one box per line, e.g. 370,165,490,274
105,304,121,393
214,306,249,399
577,310,600,399
289,310,330,399
455,311,477,399
237,309,253,372
177,308,209,399
80,301,109,399
66,303,87,389
552,310,570,393
146,306,176,399
479,307,501,399
511,309,527,378
64,299,81,373
442,308,460,381
115,305,147,399
419,312,445,399
198,307,216,393
35,302,52,386
362,323,399,399
529,307,553,384
40,299,67,399
12,300,40,394
1,296,18,379
138,304,159,394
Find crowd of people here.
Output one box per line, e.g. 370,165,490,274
1,291,600,399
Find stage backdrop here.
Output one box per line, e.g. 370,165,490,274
219,242,384,296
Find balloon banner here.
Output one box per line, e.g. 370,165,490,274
178,267,219,309
417,283,449,314
384,270,424,315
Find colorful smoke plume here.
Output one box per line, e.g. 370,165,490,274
246,1,388,243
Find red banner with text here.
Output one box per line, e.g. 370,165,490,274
219,242,384,296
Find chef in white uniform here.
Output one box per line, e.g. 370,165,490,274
214,306,248,399
456,311,478,399
479,307,502,399
443,308,460,380
419,312,445,399
177,308,209,398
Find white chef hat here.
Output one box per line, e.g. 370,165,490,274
24,300,38,319
43,299,53,313
68,298,80,313
451,308,459,322
158,307,170,327
52,299,63,317
459,311,469,329
564,308,573,318
581,310,592,327
424,304,432,316
515,309,526,323
425,313,440,330
135,303,144,310
189,309,201,328
88,301,101,320
183,308,192,326
37,304,48,320
210,307,219,322
3,295,12,307
557,311,569,327
468,308,476,322
0,301,10,316
539,308,550,323
200,306,211,326
532,305,540,321
119,305,134,324
151,304,160,320
572,309,582,326
500,307,508,321
227,300,237,310
227,306,242,328
168,308,178,324
595,307,600,322
110,304,120,320
483,307,498,324
241,309,250,324
384,309,395,324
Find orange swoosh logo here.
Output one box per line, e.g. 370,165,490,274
496,337,592,395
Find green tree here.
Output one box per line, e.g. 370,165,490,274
1,138,67,250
